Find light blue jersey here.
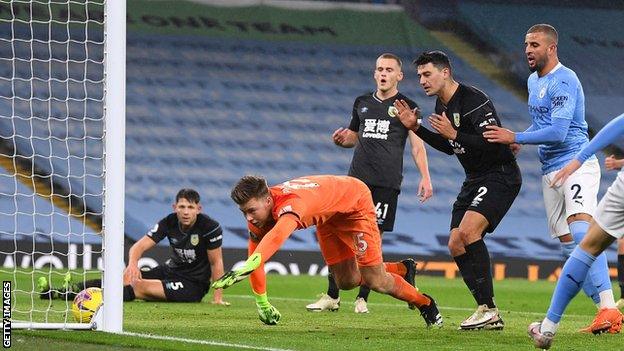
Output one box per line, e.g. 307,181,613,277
524,63,594,174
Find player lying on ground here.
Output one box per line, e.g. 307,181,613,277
528,113,624,349
213,175,443,326
38,188,229,304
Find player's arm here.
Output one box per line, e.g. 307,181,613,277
394,99,454,154
247,239,281,325
332,128,357,148
408,131,433,202
333,99,361,148
124,235,157,284
207,247,229,305
450,101,508,150
487,80,575,145
212,214,299,290
551,113,624,186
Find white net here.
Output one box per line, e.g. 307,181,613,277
0,0,105,328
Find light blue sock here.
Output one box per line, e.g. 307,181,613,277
560,241,600,304
547,247,596,323
570,221,612,293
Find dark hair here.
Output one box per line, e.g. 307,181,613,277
231,175,269,205
378,53,402,68
175,188,200,204
527,23,558,44
413,50,452,72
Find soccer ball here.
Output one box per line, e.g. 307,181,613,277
71,287,103,323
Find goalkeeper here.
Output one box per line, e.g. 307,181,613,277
213,175,443,326
38,188,229,305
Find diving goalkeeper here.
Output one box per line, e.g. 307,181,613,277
213,174,443,326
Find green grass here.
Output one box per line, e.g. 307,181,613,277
4,272,624,350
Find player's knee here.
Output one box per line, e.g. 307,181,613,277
448,236,464,255
334,274,359,290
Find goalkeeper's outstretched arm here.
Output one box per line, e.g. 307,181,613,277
212,214,298,289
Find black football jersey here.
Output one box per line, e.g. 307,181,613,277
147,213,223,284
415,83,517,178
348,92,419,190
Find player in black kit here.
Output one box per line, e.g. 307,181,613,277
394,51,521,330
38,189,229,304
306,53,433,314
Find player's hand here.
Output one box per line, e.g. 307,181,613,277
483,125,515,144
332,127,351,147
418,177,433,203
429,112,457,140
393,99,420,131
550,159,582,188
255,293,281,325
605,155,623,171
123,264,141,285
510,143,522,156
211,253,261,289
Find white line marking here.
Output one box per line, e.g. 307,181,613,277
122,331,295,351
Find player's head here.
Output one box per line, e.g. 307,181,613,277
173,188,202,229
374,53,403,95
231,175,273,228
413,51,453,96
525,24,558,73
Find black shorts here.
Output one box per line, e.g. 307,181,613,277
368,185,400,232
451,163,521,233
141,266,209,302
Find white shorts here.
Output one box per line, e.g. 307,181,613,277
542,158,600,238
594,169,624,239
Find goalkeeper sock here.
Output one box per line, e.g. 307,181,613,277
123,285,136,301
388,273,430,308
466,240,495,308
384,262,407,276
326,273,340,299
453,252,480,305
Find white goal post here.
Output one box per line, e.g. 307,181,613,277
1,0,125,332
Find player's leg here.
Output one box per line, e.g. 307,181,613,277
562,160,615,313
458,168,520,331
307,226,357,311
617,238,624,309
306,227,342,312
530,171,624,348
543,172,601,304
454,211,504,330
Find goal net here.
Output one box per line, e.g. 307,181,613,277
0,0,124,332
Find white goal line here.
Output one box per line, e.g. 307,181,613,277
122,331,295,351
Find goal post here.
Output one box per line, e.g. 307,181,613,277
0,0,125,332
102,0,125,334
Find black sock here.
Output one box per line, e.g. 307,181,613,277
326,273,340,299
618,254,624,299
454,252,480,304
123,285,136,301
466,240,495,308
357,285,371,301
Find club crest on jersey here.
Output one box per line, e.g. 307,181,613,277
539,86,546,99
387,106,398,117
360,107,368,113
190,234,199,246
453,113,461,127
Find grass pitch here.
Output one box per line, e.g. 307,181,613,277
6,272,623,350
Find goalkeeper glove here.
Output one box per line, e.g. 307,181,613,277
211,253,262,290
255,293,281,325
